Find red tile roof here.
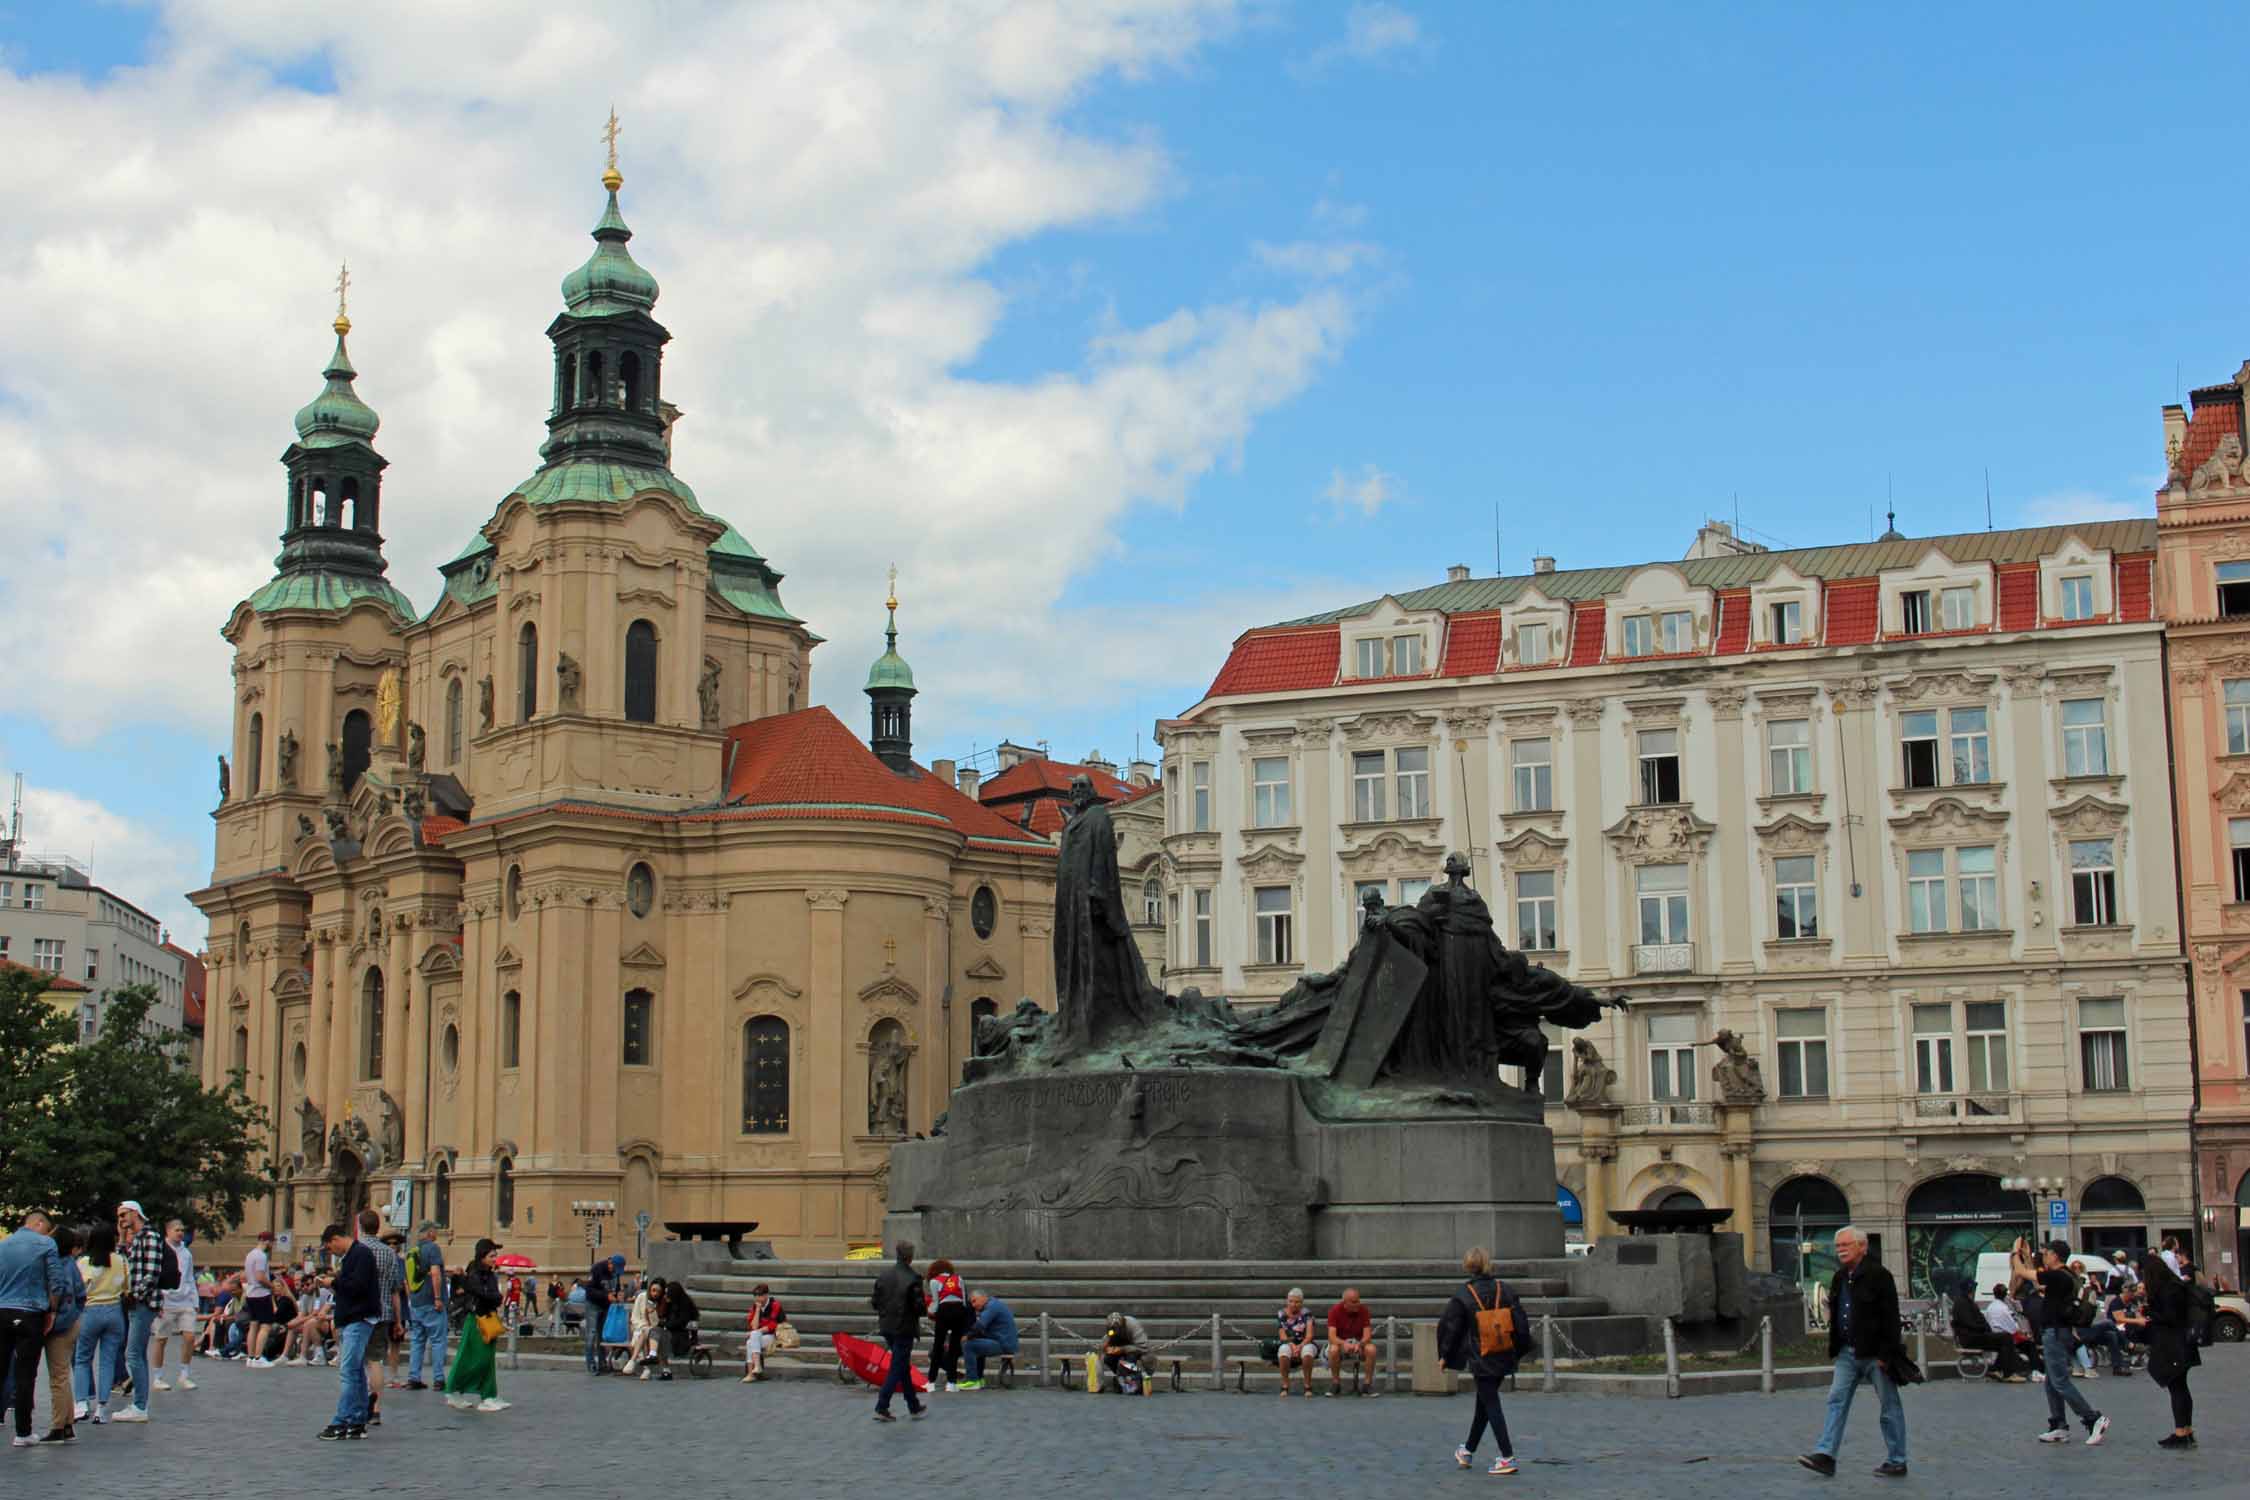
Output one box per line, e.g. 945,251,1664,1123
1996,563,2039,631
1567,602,1605,667
2116,554,2154,623
2180,385,2242,478
1,958,88,993
1823,579,1879,645
720,708,1050,848
1439,611,1501,677
1204,625,1339,697
1713,589,1751,655
420,815,468,842
979,756,1137,805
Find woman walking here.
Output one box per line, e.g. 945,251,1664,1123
71,1225,128,1426
2140,1249,2198,1449
442,1238,509,1413
925,1259,970,1393
1437,1247,1530,1476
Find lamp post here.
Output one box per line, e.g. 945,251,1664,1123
2002,1174,2066,1246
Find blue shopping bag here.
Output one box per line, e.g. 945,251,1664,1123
602,1302,630,1345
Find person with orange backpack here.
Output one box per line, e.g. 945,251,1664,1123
1436,1246,1530,1476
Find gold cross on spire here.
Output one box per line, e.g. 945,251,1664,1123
332,260,352,336
602,105,622,189
886,563,899,612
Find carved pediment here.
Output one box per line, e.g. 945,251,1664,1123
2046,666,2115,698
416,943,461,978
1888,795,2010,839
492,944,524,971
1603,805,1716,863
1342,711,1438,745
1497,826,1568,870
1336,827,1446,872
2050,794,2128,838
964,955,1007,982
733,971,803,1002
858,973,921,1007
271,967,310,1001
1753,813,1831,856
620,942,666,969
1887,671,1996,704
1239,840,1307,883
2217,771,2250,815
1240,726,1298,751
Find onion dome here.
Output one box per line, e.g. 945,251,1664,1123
560,164,660,317
292,309,380,449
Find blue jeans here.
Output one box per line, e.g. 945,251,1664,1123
584,1304,609,1371
2040,1327,2099,1429
963,1336,1016,1381
331,1320,374,1428
73,1305,126,1406
875,1332,922,1415
124,1302,155,1410
1814,1351,1906,1466
408,1304,449,1384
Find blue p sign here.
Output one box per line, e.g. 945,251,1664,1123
2047,1198,2069,1226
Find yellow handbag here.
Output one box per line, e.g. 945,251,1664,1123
774,1321,800,1350
475,1312,505,1344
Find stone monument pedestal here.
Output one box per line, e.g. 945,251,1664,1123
886,1066,1565,1262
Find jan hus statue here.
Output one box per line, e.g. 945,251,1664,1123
1052,774,1169,1053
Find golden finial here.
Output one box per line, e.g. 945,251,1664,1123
332,260,352,336
601,106,622,191
886,563,899,614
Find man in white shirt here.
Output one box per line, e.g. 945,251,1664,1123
149,1222,199,1392
1983,1288,2020,1337
241,1231,276,1368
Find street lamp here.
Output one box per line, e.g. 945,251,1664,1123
2002,1175,2066,1242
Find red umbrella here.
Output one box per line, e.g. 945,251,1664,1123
489,1253,538,1270
831,1332,929,1392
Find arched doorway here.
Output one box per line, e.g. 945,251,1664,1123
1905,1172,2029,1299
1770,1177,1852,1288
2078,1175,2148,1258
622,1153,658,1260
1556,1184,1584,1244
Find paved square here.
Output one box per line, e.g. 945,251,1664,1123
9,1348,2243,1496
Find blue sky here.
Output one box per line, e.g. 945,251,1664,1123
2,2,2242,943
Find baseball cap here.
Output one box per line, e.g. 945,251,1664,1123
416,1220,440,1233
117,1200,146,1220
256,1229,275,1242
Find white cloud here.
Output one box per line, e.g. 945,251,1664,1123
1323,462,1402,518
1252,238,1382,278
1295,3,1427,75
2016,488,2152,529
9,780,208,949
0,1,1369,764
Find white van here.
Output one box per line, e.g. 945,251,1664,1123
1970,1249,2116,1302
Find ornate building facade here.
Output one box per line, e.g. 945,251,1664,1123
189,151,1056,1263
2157,365,2250,1281
1161,522,2194,1295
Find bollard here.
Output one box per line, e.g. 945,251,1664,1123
1915,1320,1928,1373
1040,1313,1052,1388
1541,1313,1557,1392
1760,1315,1774,1395
1211,1313,1224,1392
1386,1314,1399,1395
506,1318,519,1372
1662,1318,1679,1399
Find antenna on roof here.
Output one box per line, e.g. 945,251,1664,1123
1984,468,1993,531
1493,501,1501,578
1732,490,1740,536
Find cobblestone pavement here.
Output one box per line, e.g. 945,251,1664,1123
8,1348,2244,1496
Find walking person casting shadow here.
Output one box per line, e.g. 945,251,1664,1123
1436,1246,1529,1477
1799,1225,1917,1479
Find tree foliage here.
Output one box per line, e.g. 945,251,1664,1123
0,974,275,1237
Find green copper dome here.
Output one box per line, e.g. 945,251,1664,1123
865,601,916,692
292,326,380,449
561,185,660,317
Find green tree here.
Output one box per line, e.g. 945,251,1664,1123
5,981,275,1237
0,963,76,1217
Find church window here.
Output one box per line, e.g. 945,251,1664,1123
501,990,521,1069
246,712,263,795
624,620,659,723
559,351,576,410
231,1025,248,1075
446,678,463,763
361,968,385,1080
313,478,333,527
970,886,997,940
626,863,655,918
622,989,654,1066
440,1022,459,1074
506,865,523,921
619,351,641,410
341,476,362,531
495,1157,514,1228
1143,878,1162,926
291,1041,306,1085
518,623,539,721
341,710,372,795
743,1016,790,1133
971,997,997,1028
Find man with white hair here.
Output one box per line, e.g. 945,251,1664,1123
1798,1225,1908,1479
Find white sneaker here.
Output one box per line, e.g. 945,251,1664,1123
2038,1428,2068,1444
2087,1415,2110,1446
110,1407,149,1423
1455,1445,1472,1469
10,1435,36,1448
71,1403,87,1422
174,1375,196,1391
285,1356,305,1367
246,1357,273,1369
475,1398,510,1412
152,1378,172,1392
445,1393,476,1410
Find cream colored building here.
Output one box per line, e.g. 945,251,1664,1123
189,157,1056,1265
1161,521,2194,1294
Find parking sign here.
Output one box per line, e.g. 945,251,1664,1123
2047,1198,2069,1227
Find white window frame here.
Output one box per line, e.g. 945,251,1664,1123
2077,996,2129,1092
1957,844,2000,930
2058,574,2095,622
1516,622,1552,667
1775,1008,1829,1098
1351,750,1388,823
1913,1003,1955,1094
1647,1011,1698,1102
1253,885,1294,966
1900,589,1932,634
1965,1000,2009,1093
2227,680,2250,755
1251,756,1292,828
1398,877,1433,906
1390,634,1424,676
1907,848,1948,933
1511,737,1553,812
1773,854,1818,939
1621,614,1655,657
32,936,65,973
1948,707,1991,785
2061,698,2109,777
1901,709,1940,788
1768,718,1812,795
1636,863,1689,944
1192,889,1213,967
1636,728,1681,806
1769,598,1803,645
1394,746,1432,820
1515,869,1558,951
24,883,44,910
1190,760,1212,832
2232,817,2250,903
1354,637,1385,679
2220,560,2250,619
1940,585,1976,631
1658,609,1693,654
2069,838,2117,926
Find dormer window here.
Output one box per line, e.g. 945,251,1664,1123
2220,562,2250,619
1940,586,1976,631
1769,600,1802,645
1622,615,1654,657
1391,634,1423,675
1354,638,1384,678
1659,610,1692,653
1900,590,1932,634
1516,622,1552,667
2059,575,2095,622
1352,633,1425,677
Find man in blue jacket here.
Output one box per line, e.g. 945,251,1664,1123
319,1222,380,1441
958,1290,1019,1389
0,1211,67,1447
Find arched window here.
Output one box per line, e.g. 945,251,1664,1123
623,619,658,723
1771,1176,1851,1223
505,865,523,921
341,476,362,531
970,997,998,1027
2080,1176,2146,1214
341,709,372,795
246,712,264,795
585,350,605,406
362,968,385,1080
626,863,655,918
743,1016,790,1133
622,988,654,1066
291,1041,307,1086
518,622,539,721
231,1025,248,1075
433,1160,451,1227
1143,878,1162,926
559,351,576,410
314,478,333,526
619,350,641,410
445,678,463,763
495,1156,514,1228
501,990,521,1070
1651,1189,1704,1212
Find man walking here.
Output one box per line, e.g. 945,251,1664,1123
2033,1240,2110,1446
355,1210,407,1425
0,1211,65,1448
241,1229,277,1367
404,1222,447,1390
149,1219,199,1393
318,1221,378,1441
114,1199,165,1422
870,1241,927,1422
1799,1225,1908,1478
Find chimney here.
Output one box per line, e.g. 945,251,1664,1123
1083,749,1116,774
2163,402,2190,478
1532,555,1556,574
957,766,982,799
1446,563,1471,584
931,758,956,788
1127,759,1157,787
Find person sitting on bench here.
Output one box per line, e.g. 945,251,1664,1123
958,1291,1017,1391
1101,1311,1148,1393
1326,1287,1377,1395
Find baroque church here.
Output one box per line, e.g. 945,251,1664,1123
189,141,1059,1263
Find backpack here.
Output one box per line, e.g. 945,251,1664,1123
2064,1273,2096,1328
1467,1279,1516,1357
157,1240,182,1292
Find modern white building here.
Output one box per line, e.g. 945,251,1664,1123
0,853,189,1037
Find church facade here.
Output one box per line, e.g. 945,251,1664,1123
189,152,1057,1264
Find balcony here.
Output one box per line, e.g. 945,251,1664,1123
1632,941,1695,975
1899,1091,2020,1128
1621,1102,1715,1128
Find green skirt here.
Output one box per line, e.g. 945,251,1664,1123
445,1317,499,1399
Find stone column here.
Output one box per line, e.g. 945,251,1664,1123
384,913,411,1108
326,938,355,1126
1718,1107,1756,1237
923,895,951,1121
1708,687,1753,973
1577,1110,1620,1241
806,889,850,1171
306,931,333,1120
403,920,431,1167
1564,700,1611,979
2005,664,2059,958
